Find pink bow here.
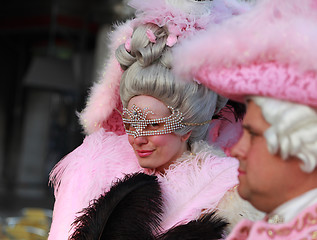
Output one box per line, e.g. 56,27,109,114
166,34,178,47
146,29,157,43
125,37,132,52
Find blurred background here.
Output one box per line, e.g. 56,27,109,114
0,0,134,238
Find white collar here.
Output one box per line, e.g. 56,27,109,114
267,188,317,224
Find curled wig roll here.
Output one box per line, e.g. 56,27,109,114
252,96,317,173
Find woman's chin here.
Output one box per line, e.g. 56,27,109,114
138,160,154,170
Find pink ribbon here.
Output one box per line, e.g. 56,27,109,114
166,34,178,47
146,29,157,43
125,37,132,52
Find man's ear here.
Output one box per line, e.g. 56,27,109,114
181,131,192,142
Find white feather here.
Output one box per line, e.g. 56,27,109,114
165,0,213,15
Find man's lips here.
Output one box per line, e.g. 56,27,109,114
136,150,154,157
238,168,246,176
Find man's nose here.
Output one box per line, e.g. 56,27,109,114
231,132,249,161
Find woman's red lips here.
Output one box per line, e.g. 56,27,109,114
136,150,154,157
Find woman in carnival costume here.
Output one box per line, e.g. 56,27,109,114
173,0,317,239
48,0,262,239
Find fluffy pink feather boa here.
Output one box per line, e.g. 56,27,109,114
48,129,240,239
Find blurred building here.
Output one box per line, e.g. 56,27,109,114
0,0,134,235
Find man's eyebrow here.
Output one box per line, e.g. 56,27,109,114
242,124,252,131
242,124,264,136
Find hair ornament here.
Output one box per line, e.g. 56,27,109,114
124,37,132,52
129,0,216,41
166,34,178,47
193,77,201,85
146,29,157,43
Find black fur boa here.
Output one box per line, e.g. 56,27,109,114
70,173,163,240
157,212,228,240
70,172,228,240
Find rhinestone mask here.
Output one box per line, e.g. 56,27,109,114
122,104,185,138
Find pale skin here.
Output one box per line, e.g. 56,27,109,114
231,100,317,214
127,95,191,174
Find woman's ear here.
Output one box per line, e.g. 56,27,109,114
181,131,192,142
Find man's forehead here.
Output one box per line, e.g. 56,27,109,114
244,101,270,131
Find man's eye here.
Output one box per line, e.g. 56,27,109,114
249,130,258,136
248,130,261,141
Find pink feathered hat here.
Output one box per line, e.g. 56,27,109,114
173,0,317,108
79,0,251,135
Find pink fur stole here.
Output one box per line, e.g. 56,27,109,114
159,148,238,231
48,130,142,239
48,131,239,239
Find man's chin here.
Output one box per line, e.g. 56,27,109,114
237,185,249,201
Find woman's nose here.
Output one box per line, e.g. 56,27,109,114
133,135,148,145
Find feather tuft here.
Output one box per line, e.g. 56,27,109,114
70,173,163,240
157,211,228,240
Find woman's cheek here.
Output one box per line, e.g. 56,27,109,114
150,135,170,146
128,135,134,146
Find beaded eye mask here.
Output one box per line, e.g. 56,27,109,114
122,104,185,138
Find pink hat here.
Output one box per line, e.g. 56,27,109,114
173,0,317,108
79,0,251,135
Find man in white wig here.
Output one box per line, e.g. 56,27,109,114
173,0,317,239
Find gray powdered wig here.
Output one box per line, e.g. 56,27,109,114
116,23,227,145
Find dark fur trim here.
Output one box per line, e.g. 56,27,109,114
70,172,163,240
156,212,228,240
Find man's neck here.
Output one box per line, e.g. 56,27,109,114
267,188,317,223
